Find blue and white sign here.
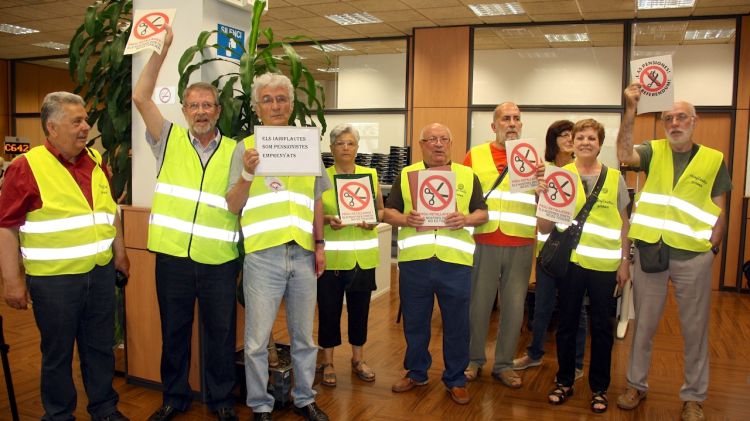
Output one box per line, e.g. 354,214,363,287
217,24,245,61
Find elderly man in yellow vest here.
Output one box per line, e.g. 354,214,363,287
225,73,330,421
133,26,241,421
463,102,540,388
0,92,130,421
384,123,488,405
615,83,731,421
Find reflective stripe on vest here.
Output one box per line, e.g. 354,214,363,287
397,162,476,266
563,164,623,271
322,165,380,270
148,125,239,264
20,146,116,275
240,135,317,253
628,140,722,252
469,143,536,237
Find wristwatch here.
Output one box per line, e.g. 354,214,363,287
315,239,325,245
711,245,720,255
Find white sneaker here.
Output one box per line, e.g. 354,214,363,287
512,354,542,370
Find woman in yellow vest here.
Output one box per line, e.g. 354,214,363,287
317,124,384,387
538,119,631,413
514,120,589,382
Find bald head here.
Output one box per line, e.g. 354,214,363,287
491,102,522,146
419,123,452,167
661,100,698,151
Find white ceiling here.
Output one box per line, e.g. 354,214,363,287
1,0,747,72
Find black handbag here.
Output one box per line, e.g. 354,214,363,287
636,239,669,273
537,165,608,278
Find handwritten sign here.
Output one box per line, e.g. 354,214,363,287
124,9,176,55
415,170,456,227
631,55,674,115
254,126,321,176
536,166,578,224
506,138,542,193
334,174,377,225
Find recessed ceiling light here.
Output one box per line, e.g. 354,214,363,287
545,33,590,42
311,43,354,52
637,0,695,10
0,23,39,35
498,28,535,38
469,3,525,17
325,12,382,25
317,67,340,73
32,41,69,51
684,28,736,40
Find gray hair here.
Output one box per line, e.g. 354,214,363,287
251,73,294,112
182,82,219,105
329,123,360,145
41,91,85,136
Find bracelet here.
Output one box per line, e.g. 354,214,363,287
241,169,254,182
315,239,325,245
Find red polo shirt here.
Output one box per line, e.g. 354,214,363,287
0,141,112,229
464,142,534,247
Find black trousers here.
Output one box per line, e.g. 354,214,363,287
316,268,373,348
155,254,240,412
555,263,617,392
27,262,119,420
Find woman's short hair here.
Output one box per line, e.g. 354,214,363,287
544,120,574,162
250,73,294,112
329,123,360,145
572,118,605,146
40,91,86,136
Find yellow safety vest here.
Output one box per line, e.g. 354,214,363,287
397,162,476,267
20,146,116,276
629,140,722,252
469,142,536,238
148,125,239,264
322,165,379,270
240,135,316,253
556,164,623,271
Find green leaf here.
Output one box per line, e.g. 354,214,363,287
178,45,201,75
84,4,98,36
77,42,96,85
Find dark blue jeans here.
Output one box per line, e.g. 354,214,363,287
155,254,240,412
399,258,470,388
27,261,119,421
555,263,617,392
528,262,588,369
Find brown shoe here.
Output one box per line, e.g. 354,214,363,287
616,387,647,410
681,401,706,421
447,386,470,405
391,376,428,393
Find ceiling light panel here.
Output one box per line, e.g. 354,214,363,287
637,0,695,10
311,44,355,52
468,3,525,17
545,33,590,42
32,42,69,50
325,12,382,26
684,28,736,40
0,23,39,35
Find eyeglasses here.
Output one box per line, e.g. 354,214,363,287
662,113,693,124
259,95,290,106
333,140,357,148
184,102,217,112
421,136,451,145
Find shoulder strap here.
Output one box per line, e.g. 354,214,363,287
483,166,508,201
573,164,608,224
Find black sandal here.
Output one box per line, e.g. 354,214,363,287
548,384,573,405
591,391,608,413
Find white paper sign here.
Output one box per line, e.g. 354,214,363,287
254,126,321,176
153,86,176,104
506,138,542,193
630,54,674,115
415,170,456,227
536,166,578,224
334,175,377,225
124,9,176,55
